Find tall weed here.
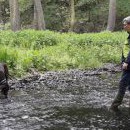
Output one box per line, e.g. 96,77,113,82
0,30,126,77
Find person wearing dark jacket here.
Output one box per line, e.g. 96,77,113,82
0,63,9,98
110,16,130,112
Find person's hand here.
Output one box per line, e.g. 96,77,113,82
122,62,128,70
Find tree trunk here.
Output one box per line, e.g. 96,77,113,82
0,2,4,30
69,0,75,32
0,3,2,30
33,0,46,30
0,3,2,23
9,0,20,31
33,4,38,30
106,0,116,31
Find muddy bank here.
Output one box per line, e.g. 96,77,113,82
9,63,121,89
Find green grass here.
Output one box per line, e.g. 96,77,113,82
0,30,127,77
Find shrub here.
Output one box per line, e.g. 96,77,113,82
0,30,126,77
0,30,61,49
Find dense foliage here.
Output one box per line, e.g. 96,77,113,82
0,30,127,77
1,0,130,32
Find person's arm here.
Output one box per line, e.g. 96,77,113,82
125,51,130,63
122,51,130,70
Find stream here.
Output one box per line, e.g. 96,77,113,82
0,68,130,130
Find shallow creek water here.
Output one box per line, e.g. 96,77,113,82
0,71,130,130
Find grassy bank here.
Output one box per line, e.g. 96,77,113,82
0,30,127,77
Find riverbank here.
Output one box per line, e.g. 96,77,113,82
9,63,121,89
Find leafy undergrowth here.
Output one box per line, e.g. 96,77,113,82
0,30,126,77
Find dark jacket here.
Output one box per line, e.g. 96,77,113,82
122,33,130,64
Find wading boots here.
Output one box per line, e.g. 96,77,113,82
110,91,124,112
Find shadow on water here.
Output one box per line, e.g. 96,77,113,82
52,106,130,130
0,72,130,130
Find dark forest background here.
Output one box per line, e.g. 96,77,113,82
1,0,130,33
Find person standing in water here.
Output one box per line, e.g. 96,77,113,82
110,16,130,112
